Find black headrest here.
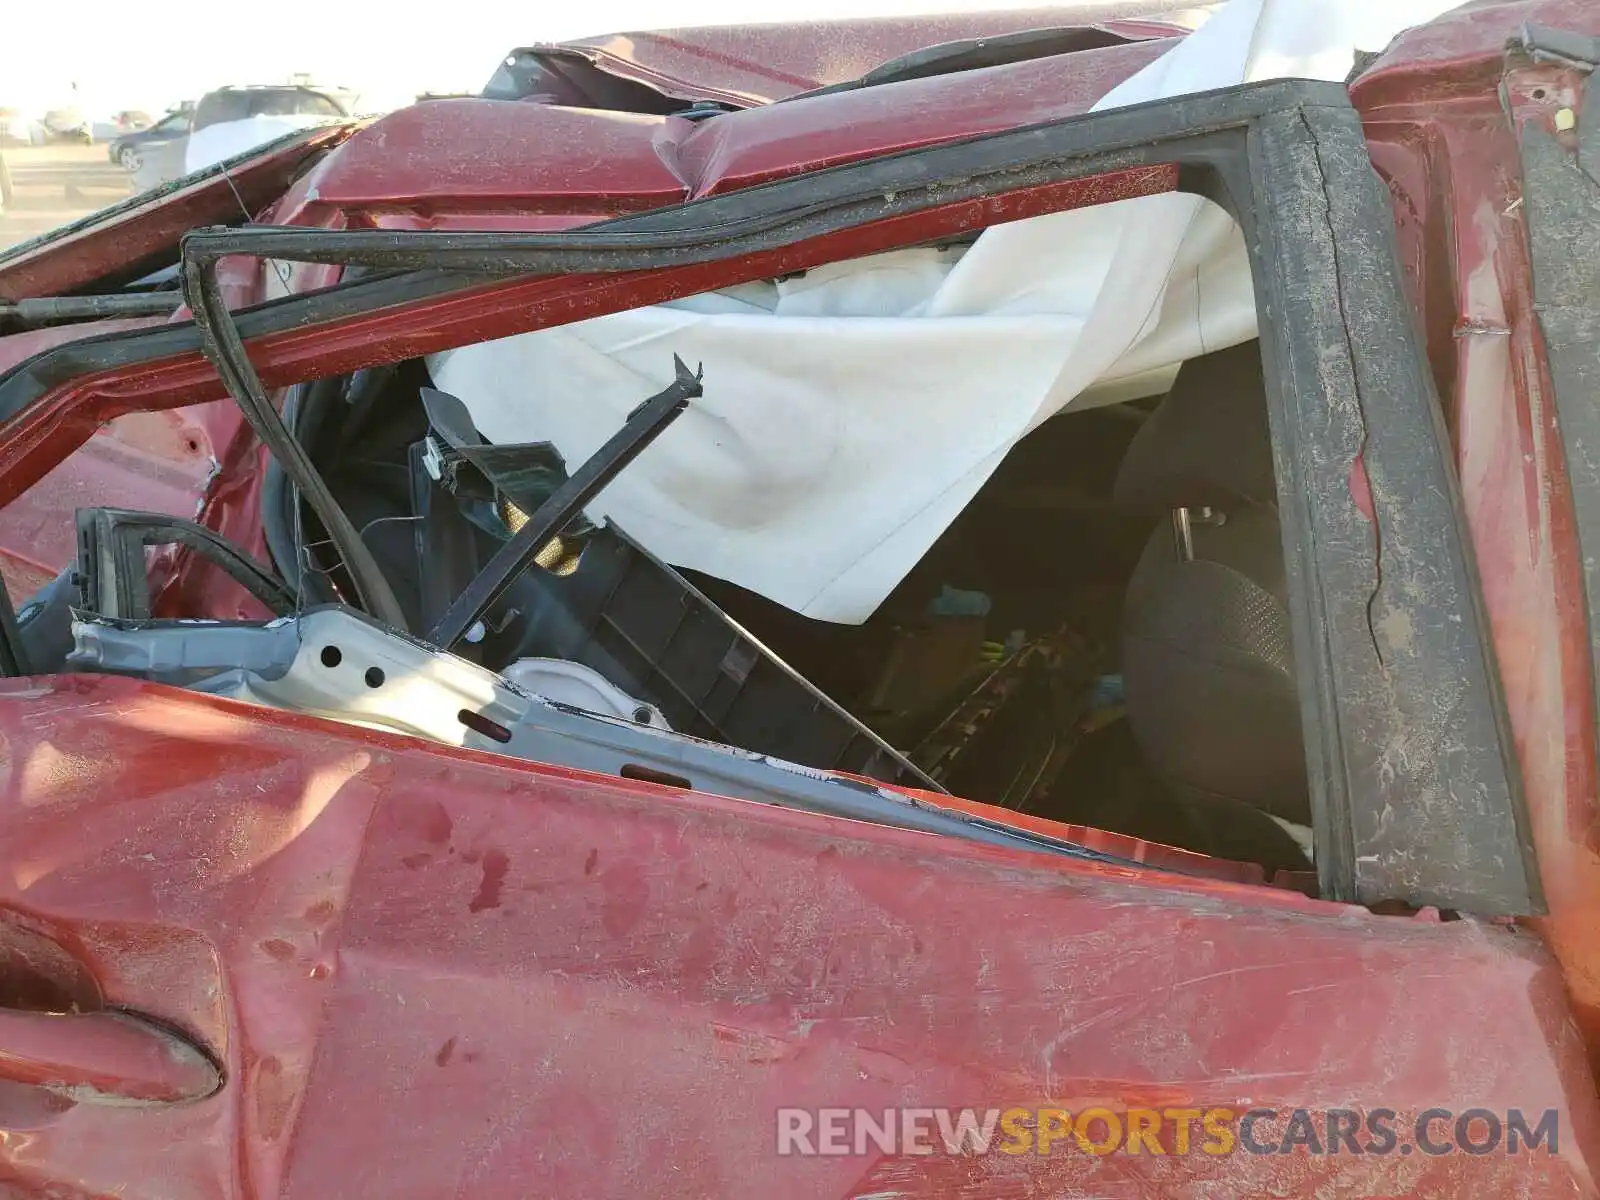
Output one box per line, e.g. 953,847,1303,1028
1113,341,1277,513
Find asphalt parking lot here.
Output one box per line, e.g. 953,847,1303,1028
0,143,133,253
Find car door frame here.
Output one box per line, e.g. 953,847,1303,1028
0,79,1541,913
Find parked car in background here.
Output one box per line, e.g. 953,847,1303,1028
108,108,191,173
183,83,356,175
38,108,91,144
91,110,154,143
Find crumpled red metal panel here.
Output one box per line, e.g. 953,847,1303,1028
549,6,1189,104
0,127,352,303
0,675,1594,1196
290,34,1173,226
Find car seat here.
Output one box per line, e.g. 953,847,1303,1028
1113,341,1311,831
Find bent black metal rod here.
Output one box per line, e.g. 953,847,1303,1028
0,294,184,324
180,246,409,629
427,356,702,649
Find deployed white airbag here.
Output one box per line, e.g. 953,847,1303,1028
429,0,1457,623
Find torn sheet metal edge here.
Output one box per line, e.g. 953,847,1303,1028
69,613,300,680
66,605,1138,870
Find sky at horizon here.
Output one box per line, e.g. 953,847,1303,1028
4,0,1099,116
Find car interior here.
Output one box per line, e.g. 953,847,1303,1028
245,330,1312,878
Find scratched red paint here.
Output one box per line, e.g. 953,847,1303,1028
0,675,1592,1196
1348,456,1375,522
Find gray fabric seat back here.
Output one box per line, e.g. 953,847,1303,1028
1114,342,1310,826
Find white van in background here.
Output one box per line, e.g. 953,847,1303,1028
182,85,357,176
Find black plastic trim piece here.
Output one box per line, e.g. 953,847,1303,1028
427,356,700,648
74,507,297,620
0,567,28,676
1511,24,1600,72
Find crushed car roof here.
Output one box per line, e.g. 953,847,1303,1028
500,5,1204,105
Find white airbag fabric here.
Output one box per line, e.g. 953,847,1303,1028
429,0,1457,623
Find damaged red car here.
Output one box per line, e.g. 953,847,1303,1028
1,1,1599,1196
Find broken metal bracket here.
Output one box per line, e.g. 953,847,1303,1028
1509,24,1600,73
425,356,701,649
